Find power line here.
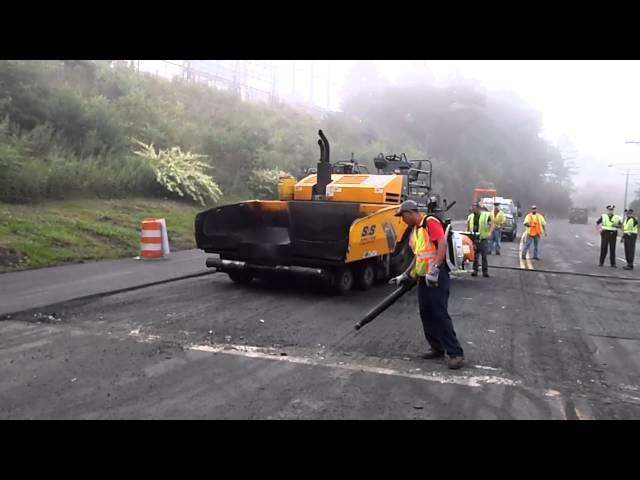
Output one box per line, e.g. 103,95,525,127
142,60,278,103
133,60,333,114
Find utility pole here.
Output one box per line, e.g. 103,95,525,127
326,61,331,111
292,60,296,99
183,61,193,81
621,141,640,214
271,62,277,104
309,60,314,107
609,159,640,216
624,168,631,213
232,60,240,96
608,165,640,214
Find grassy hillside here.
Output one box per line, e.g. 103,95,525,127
0,198,202,272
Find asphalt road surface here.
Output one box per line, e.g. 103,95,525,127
1,219,639,419
0,250,208,317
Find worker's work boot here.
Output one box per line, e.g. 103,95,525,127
471,271,478,277
623,265,633,270
447,356,465,370
483,272,490,278
421,350,445,360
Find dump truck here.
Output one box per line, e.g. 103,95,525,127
195,130,474,294
473,187,497,205
569,208,589,224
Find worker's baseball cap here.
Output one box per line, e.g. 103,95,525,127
627,208,634,213
606,204,614,210
531,205,537,209
394,200,419,216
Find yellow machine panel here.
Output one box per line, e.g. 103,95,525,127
294,174,404,204
293,174,317,201
345,205,409,263
327,174,403,204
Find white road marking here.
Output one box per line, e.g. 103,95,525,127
620,384,640,392
573,407,591,420
128,329,161,343
545,390,594,420
188,343,520,388
619,393,640,405
586,242,595,248
519,234,533,269
543,391,567,420
473,365,500,371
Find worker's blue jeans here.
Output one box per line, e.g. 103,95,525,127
417,269,464,357
523,234,540,258
490,229,502,254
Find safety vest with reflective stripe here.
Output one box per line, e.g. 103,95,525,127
624,217,638,235
524,213,545,237
601,214,622,231
467,211,492,239
491,210,506,229
409,215,439,278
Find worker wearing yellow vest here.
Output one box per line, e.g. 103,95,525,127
489,201,506,255
389,200,465,369
521,205,547,261
467,202,494,277
622,208,638,270
596,205,623,267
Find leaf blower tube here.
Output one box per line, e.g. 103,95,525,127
354,279,417,331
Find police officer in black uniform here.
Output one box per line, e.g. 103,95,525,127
622,208,638,270
596,205,623,267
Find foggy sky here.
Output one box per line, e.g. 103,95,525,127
275,60,640,207
422,61,640,207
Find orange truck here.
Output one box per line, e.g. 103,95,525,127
473,187,497,205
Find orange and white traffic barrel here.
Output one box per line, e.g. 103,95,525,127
140,218,169,259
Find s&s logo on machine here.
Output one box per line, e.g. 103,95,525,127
360,224,376,244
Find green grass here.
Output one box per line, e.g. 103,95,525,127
0,198,203,272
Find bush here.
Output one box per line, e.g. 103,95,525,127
133,141,222,206
0,119,159,203
247,168,290,200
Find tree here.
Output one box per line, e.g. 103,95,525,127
340,73,574,215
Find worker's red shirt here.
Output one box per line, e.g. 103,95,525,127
421,215,445,243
